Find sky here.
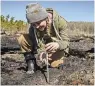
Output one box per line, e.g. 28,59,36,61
1,1,94,22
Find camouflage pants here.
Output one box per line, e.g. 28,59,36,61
17,34,66,67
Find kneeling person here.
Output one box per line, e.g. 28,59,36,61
17,3,70,74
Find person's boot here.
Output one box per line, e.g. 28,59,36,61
24,52,38,74
26,60,35,74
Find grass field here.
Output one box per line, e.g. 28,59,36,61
68,22,94,38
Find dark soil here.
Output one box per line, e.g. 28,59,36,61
1,35,94,85
1,54,94,85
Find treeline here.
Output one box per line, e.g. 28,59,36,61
1,15,94,37
0,15,28,34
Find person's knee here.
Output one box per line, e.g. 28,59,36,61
17,34,25,45
48,50,66,67
17,34,33,52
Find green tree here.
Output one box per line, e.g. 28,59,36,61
1,14,27,34
6,15,10,22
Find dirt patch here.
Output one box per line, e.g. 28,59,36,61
1,34,94,85
1,53,94,85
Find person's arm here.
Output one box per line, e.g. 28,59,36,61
45,16,70,53
56,16,70,51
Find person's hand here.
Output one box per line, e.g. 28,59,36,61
45,42,59,52
38,52,46,61
39,52,52,61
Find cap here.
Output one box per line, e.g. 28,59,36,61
26,3,48,23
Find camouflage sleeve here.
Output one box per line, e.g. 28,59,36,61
56,16,70,52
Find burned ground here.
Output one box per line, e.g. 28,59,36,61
1,54,94,85
1,34,94,85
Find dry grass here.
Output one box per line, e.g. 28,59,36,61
2,22,94,38
68,22,94,38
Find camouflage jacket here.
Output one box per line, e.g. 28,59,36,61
29,8,70,53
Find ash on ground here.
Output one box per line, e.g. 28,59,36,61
1,35,94,85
